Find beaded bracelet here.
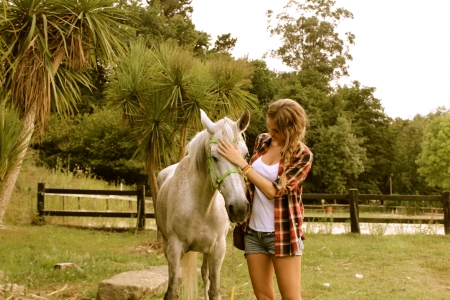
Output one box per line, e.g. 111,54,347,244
242,165,253,176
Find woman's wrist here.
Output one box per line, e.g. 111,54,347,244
238,161,249,170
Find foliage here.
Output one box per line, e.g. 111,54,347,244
35,108,148,185
0,0,134,133
417,113,450,189
127,0,210,55
311,117,366,193
206,56,258,119
267,0,355,79
212,33,238,54
0,106,30,182
337,82,394,194
390,113,442,195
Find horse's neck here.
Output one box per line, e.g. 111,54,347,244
184,155,217,207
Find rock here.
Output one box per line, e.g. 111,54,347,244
53,262,84,272
0,283,26,298
96,265,168,300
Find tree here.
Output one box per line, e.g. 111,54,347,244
212,33,237,54
0,0,133,223
134,0,210,55
36,108,148,185
267,0,354,79
105,41,258,201
105,41,180,202
416,114,450,190
336,82,393,193
311,116,366,193
0,106,31,186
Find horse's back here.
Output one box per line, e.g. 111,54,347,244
157,163,178,189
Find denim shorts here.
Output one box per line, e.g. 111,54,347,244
244,227,303,256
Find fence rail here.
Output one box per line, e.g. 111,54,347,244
37,183,152,230
302,189,450,235
37,184,450,235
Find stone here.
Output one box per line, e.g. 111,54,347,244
96,265,168,300
0,283,26,298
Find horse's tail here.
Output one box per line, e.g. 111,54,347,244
181,251,198,300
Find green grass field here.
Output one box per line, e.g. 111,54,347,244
1,225,450,300
2,161,450,299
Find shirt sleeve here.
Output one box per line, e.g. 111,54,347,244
273,146,313,195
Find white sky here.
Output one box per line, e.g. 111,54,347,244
191,0,450,120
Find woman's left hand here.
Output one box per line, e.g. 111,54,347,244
217,139,248,169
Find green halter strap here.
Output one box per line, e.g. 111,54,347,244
208,137,244,190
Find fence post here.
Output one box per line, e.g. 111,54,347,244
443,191,450,235
349,189,360,234
137,185,146,230
37,183,45,223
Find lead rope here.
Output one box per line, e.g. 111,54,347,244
231,225,236,300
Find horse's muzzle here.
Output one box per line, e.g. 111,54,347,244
227,202,250,223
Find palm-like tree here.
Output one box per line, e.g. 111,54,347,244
149,42,214,161
105,41,259,205
0,0,134,223
0,106,30,184
106,41,179,201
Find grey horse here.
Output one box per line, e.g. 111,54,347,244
156,109,250,300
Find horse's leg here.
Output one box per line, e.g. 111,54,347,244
201,254,210,300
207,239,226,300
164,237,184,300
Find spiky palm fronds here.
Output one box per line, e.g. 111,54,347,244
206,57,258,120
0,0,134,132
0,106,30,182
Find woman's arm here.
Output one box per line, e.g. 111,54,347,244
218,139,277,199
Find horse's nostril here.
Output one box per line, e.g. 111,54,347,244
228,205,234,216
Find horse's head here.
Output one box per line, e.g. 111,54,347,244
200,109,251,223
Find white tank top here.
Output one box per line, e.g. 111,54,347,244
248,156,279,232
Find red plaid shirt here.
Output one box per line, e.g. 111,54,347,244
243,133,313,257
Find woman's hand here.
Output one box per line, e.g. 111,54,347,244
217,139,248,169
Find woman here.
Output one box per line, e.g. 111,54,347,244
218,99,313,300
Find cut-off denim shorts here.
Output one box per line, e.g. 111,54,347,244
244,227,303,256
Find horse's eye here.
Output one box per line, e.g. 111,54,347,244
212,156,219,162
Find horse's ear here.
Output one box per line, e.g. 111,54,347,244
200,109,216,134
236,108,250,132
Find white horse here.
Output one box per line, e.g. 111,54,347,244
156,109,251,300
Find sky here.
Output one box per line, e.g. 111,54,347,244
190,0,450,120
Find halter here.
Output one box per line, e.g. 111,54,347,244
207,137,244,191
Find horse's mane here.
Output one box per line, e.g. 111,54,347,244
187,117,241,178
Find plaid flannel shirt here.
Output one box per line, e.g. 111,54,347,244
243,133,313,257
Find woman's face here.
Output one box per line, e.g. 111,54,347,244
267,118,286,143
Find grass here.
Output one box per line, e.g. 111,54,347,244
0,225,162,299
1,226,450,300
2,160,450,299
4,158,150,228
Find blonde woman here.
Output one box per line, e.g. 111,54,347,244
219,99,313,300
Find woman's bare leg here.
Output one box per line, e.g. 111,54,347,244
247,253,276,300
272,255,302,300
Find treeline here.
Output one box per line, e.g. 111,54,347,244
13,0,449,196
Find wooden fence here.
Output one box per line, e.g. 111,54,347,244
37,183,152,230
37,184,450,235
302,189,450,235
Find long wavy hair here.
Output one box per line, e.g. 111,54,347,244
267,99,308,190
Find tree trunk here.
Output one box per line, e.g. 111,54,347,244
0,105,36,224
177,124,188,162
